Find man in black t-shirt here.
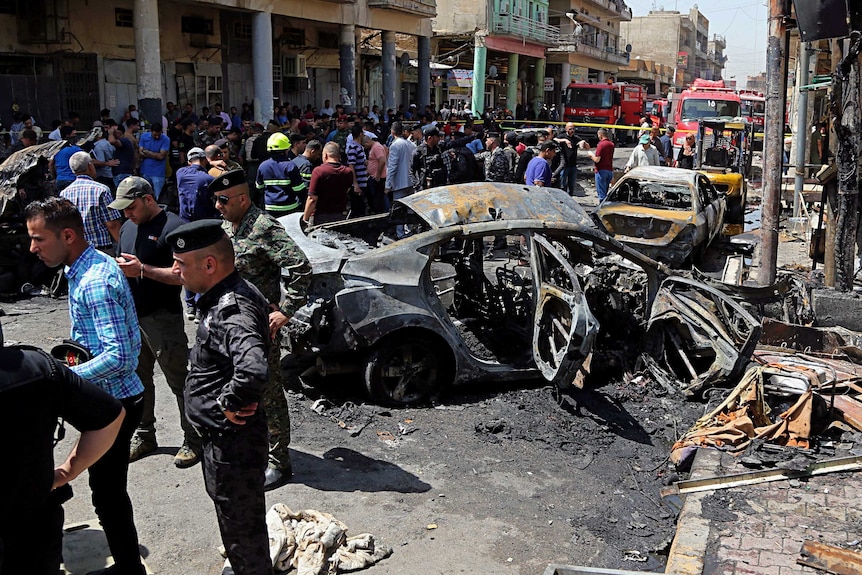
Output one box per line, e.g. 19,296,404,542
108,177,200,469
0,321,123,575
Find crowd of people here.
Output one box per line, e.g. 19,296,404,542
0,97,702,575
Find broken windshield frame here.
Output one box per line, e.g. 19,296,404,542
606,180,693,210
565,87,614,109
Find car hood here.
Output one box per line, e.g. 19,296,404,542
598,203,697,246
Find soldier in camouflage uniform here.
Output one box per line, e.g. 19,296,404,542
167,219,272,575
211,169,311,491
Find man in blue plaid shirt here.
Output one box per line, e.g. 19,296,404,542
26,197,147,575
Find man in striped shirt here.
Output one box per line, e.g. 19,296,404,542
26,197,146,575
60,151,123,256
345,125,368,218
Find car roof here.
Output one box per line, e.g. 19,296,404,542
395,182,594,229
619,166,700,186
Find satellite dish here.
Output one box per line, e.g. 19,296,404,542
400,52,410,68
488,65,498,78
625,44,632,53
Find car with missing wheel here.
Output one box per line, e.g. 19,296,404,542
595,166,725,267
278,182,758,405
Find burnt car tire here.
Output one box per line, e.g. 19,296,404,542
364,335,450,406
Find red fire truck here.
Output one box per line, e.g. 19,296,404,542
563,82,645,143
670,79,742,147
648,98,669,128
738,90,765,150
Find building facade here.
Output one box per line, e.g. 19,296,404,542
0,0,434,128
619,7,725,90
431,0,631,116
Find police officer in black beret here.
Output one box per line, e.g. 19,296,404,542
0,311,125,575
166,220,272,575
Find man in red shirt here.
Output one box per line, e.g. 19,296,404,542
303,142,357,225
588,128,615,202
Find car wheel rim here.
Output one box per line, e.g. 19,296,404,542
378,343,438,403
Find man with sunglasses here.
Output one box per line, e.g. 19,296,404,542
108,177,201,469
212,170,311,491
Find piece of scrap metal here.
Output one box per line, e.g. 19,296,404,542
660,455,862,497
542,565,659,575
798,540,862,575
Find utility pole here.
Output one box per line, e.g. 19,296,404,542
793,43,810,219
754,0,791,286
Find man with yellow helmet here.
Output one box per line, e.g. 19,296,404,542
255,132,305,218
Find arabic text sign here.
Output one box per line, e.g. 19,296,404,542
447,69,474,88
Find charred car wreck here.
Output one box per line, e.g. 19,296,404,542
0,140,69,295
279,183,759,405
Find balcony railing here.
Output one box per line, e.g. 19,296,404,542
367,0,435,17
491,13,561,46
549,37,630,65
585,0,632,20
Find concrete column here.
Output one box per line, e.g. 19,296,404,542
252,11,274,125
533,57,546,114
417,36,431,110
472,39,487,116
133,0,162,125
339,24,357,113
560,62,571,112
382,31,397,118
507,53,519,112
597,70,606,83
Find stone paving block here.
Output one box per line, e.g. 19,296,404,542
718,547,760,565
781,537,803,554
779,566,806,575
765,500,807,515
704,560,737,575
740,536,783,551
736,562,781,575
758,550,796,570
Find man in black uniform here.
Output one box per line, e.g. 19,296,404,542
108,177,200,468
0,314,125,575
167,220,272,575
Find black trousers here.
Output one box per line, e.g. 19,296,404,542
201,418,272,575
88,393,145,574
0,499,64,575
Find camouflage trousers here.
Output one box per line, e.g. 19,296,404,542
201,418,272,575
263,332,291,469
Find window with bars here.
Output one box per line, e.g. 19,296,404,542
234,21,252,40
115,8,133,28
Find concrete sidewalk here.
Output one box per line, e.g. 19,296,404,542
667,448,862,575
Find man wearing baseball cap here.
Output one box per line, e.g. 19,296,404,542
109,176,200,468
624,133,661,172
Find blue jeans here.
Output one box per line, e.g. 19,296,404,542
392,186,414,238
113,173,133,189
560,165,579,195
595,170,613,202
143,175,165,200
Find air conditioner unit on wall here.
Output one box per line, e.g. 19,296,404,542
283,54,308,78
284,77,310,92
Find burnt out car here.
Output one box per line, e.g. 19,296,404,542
596,166,725,266
279,183,758,405
0,140,68,295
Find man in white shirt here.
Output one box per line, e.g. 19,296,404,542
625,134,661,171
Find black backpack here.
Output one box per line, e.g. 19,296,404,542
450,146,481,183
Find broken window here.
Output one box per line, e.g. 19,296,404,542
606,180,693,210
429,234,535,365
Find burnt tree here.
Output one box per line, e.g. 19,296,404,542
829,31,862,291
